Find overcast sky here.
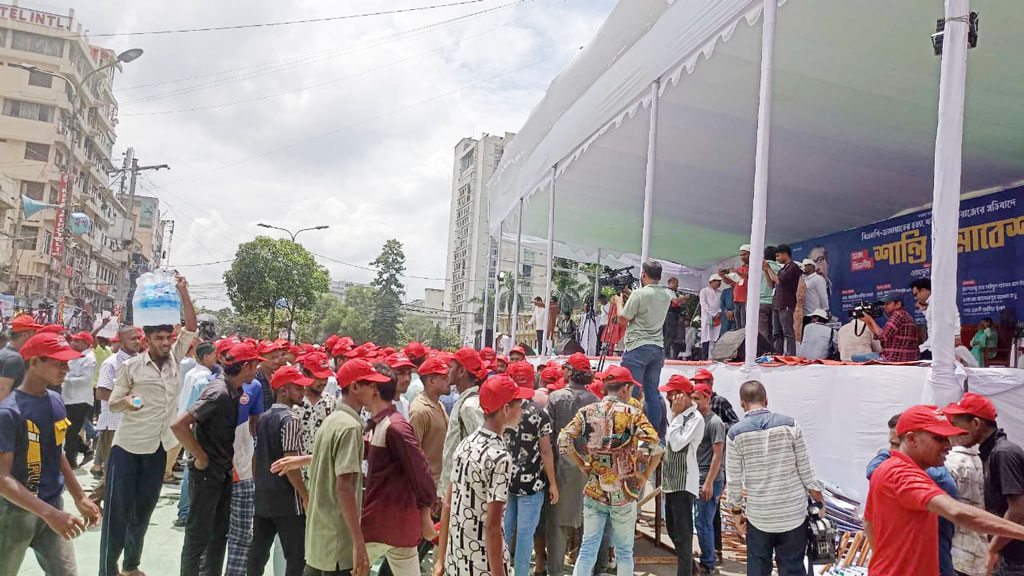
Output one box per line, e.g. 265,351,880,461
53,0,616,308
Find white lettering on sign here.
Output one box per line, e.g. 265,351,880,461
0,5,71,30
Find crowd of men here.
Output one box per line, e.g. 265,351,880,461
1,267,1024,576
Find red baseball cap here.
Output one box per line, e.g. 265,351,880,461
942,393,998,422
20,332,84,361
216,337,239,356
403,341,427,360
659,374,693,394
260,340,287,355
70,331,94,347
336,358,391,388
566,353,591,373
479,374,533,414
692,368,714,384
506,361,536,389
480,347,496,361
224,342,267,364
331,340,353,357
451,347,482,373
540,365,563,384
693,383,713,396
10,314,42,333
510,345,526,355
38,324,66,334
587,380,605,399
342,344,371,359
896,405,969,437
387,353,415,370
417,356,449,377
299,353,334,379
324,334,339,349
271,365,313,390
595,365,639,386
497,355,509,365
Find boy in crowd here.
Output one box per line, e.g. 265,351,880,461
408,356,451,505
659,375,703,576
692,383,727,575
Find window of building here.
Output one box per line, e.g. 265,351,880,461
522,264,533,277
2,99,54,122
48,185,59,205
27,69,53,88
24,142,50,162
20,181,44,201
459,151,474,173
0,28,7,45
42,231,51,254
19,227,38,251
11,30,64,58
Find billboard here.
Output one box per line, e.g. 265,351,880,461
791,185,1023,326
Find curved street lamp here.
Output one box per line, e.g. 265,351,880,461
257,223,330,243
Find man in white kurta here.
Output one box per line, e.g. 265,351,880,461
700,275,723,359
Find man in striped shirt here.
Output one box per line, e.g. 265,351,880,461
725,381,824,576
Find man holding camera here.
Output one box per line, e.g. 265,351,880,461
618,261,673,437
861,295,920,363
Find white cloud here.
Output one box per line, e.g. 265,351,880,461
61,0,616,307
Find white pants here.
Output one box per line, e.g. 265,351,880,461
366,542,420,576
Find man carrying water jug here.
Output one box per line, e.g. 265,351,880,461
100,272,197,576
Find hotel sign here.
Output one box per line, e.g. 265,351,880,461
0,5,72,30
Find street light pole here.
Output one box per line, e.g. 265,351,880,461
255,223,329,340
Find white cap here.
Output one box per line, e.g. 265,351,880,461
709,274,723,282
739,244,751,253
801,258,816,268
809,308,829,320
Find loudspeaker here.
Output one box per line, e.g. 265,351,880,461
22,195,59,218
711,329,773,362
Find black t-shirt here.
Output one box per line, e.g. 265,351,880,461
0,344,26,388
186,377,241,477
981,429,1024,564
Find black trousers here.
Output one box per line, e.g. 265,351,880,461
180,468,232,576
249,514,306,576
665,491,695,576
64,403,91,463
99,446,166,576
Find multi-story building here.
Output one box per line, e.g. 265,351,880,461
0,4,132,322
442,132,546,341
404,287,446,328
121,194,164,270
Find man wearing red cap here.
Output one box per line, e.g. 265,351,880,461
401,341,428,404
249,365,312,576
558,365,663,576
386,353,415,419
0,332,101,575
865,404,1024,576
692,369,737,429
440,347,485,499
503,361,559,576
659,374,704,576
0,314,43,400
692,383,727,575
254,341,289,412
352,361,436,576
946,393,1024,574
171,341,262,576
408,357,451,501
298,352,337,464
434,374,530,576
61,332,98,468
542,354,600,576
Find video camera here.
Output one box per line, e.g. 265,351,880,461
599,266,636,292
198,320,217,342
850,300,885,319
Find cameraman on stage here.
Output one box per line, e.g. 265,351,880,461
617,261,673,437
861,294,921,363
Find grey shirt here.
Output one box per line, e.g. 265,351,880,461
697,411,726,483
0,344,25,388
545,382,599,527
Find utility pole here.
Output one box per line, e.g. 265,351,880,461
115,150,168,324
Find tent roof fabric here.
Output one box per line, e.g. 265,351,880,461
488,0,1024,271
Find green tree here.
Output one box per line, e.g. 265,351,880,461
223,236,330,339
370,239,406,346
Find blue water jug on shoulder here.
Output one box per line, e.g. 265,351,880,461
132,269,182,328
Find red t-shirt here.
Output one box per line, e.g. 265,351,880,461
864,450,946,576
733,265,749,303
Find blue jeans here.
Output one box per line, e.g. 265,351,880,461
745,519,808,576
694,479,724,570
621,344,666,437
851,352,882,362
573,497,637,576
178,465,190,522
504,491,545,576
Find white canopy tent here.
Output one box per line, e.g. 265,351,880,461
482,0,1023,386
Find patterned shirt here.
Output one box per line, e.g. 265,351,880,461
96,350,133,431
558,395,660,506
946,446,988,576
299,393,335,456
710,393,738,428
503,400,552,496
445,427,513,576
879,308,921,363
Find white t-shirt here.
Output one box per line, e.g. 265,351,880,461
531,306,547,329
233,420,255,481
797,323,836,360
921,295,961,353
598,304,610,327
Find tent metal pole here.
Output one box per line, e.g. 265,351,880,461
593,248,601,312
492,231,503,350
481,233,493,349
640,80,660,263
741,0,778,367
542,169,557,356
927,0,970,404
510,199,524,348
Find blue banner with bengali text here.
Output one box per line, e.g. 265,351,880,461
791,186,1023,326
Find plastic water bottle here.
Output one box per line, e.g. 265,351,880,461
132,269,182,327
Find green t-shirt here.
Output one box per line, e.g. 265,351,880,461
620,283,673,352
760,261,782,305
93,345,112,386
305,402,365,572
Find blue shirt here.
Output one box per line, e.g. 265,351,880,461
237,381,265,426
867,449,957,576
0,389,68,505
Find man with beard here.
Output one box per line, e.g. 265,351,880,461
90,325,142,505
439,347,485,499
